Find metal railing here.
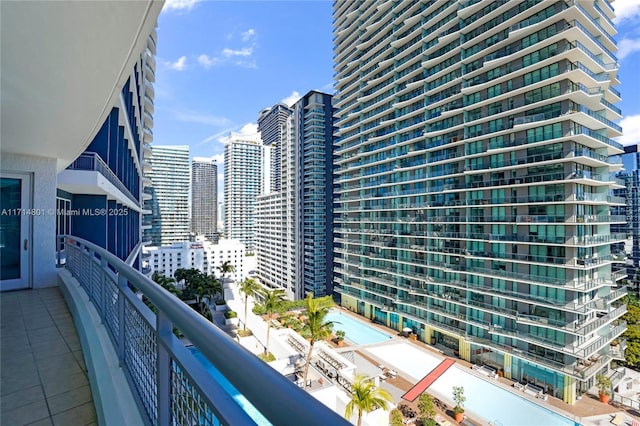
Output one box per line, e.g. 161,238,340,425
58,235,347,426
67,152,138,204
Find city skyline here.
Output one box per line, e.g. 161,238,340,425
153,1,639,164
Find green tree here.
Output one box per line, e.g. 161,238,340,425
151,272,181,298
238,278,261,331
193,275,222,319
417,393,437,426
217,261,235,281
344,374,394,426
258,288,285,357
301,293,335,387
174,268,202,300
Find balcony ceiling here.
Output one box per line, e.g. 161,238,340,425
0,1,163,171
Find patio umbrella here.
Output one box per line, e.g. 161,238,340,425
403,327,413,333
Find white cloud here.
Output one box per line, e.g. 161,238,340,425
166,55,187,71
241,29,257,42
617,115,640,146
211,153,225,164
614,0,640,24
218,123,260,144
282,91,301,107
222,47,253,57
197,54,218,69
173,109,232,127
162,0,201,12
618,38,640,60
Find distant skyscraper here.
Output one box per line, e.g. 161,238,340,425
146,145,190,246
333,0,625,404
258,103,292,193
614,144,639,282
256,91,334,300
224,135,262,253
191,157,218,241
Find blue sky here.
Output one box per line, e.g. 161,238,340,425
155,0,640,200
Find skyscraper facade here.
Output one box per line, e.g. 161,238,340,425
224,135,262,253
191,157,218,241
613,144,640,288
146,145,190,246
256,91,334,300
258,103,293,193
333,0,625,403
56,30,158,266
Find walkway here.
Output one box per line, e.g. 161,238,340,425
402,359,455,402
1,288,97,425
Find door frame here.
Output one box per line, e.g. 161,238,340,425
1,172,32,291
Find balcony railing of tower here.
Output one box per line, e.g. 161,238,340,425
57,235,348,426
66,152,138,204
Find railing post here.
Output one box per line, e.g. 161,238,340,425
101,258,108,322
88,249,95,301
157,311,172,426
118,274,128,365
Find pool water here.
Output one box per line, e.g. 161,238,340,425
188,347,271,426
369,343,578,426
325,310,392,345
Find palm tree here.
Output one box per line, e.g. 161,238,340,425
238,278,261,331
151,272,181,298
217,261,235,281
301,293,335,387
344,374,394,426
174,268,201,301
258,288,285,356
193,275,222,319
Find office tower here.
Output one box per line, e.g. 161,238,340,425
191,157,218,241
224,135,262,253
258,103,293,193
333,0,625,403
146,145,190,246
256,91,334,300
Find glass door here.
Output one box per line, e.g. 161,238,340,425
1,173,31,290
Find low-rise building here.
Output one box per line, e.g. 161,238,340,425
145,238,245,282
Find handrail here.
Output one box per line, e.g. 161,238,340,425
58,235,348,426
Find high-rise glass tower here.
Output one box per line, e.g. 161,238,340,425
256,91,335,299
146,145,190,246
333,0,626,403
224,135,262,253
191,157,218,241
258,103,293,193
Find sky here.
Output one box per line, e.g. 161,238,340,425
154,0,640,201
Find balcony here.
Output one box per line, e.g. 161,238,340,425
0,287,98,425
52,235,346,426
59,152,139,207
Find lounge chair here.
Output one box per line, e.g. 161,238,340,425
610,414,625,426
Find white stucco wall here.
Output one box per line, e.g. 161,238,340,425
1,153,58,288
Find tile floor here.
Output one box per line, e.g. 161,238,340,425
1,287,97,426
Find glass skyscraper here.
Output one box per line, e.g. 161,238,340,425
145,145,190,246
191,157,218,241
224,136,262,254
333,0,626,403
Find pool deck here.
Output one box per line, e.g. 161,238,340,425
333,306,640,425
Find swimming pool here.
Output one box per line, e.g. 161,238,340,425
368,343,578,426
325,310,392,346
188,347,271,426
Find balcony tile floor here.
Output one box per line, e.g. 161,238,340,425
1,287,97,426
